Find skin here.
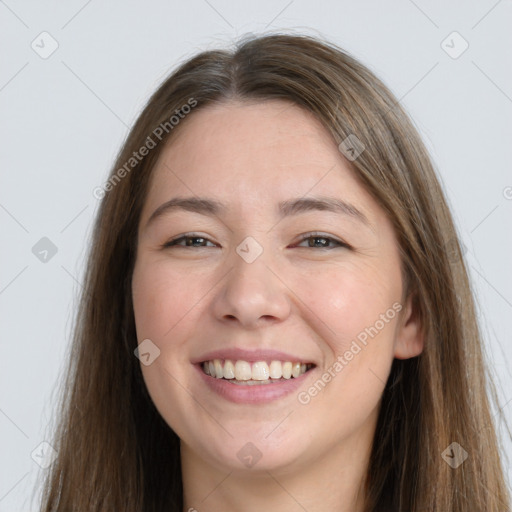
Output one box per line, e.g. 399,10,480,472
131,99,424,512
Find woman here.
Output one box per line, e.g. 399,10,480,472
39,33,510,511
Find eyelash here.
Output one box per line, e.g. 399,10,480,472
162,232,351,250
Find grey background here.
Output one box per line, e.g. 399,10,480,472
1,0,511,509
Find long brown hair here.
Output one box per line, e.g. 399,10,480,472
38,33,510,511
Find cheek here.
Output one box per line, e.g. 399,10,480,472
131,259,203,342
297,275,398,434
131,260,206,436
302,260,401,355
299,264,400,415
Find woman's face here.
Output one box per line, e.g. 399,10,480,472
132,99,422,474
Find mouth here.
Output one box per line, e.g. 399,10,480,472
193,348,318,403
200,359,316,385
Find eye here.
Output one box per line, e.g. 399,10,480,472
162,232,350,250
162,234,217,248
294,232,350,250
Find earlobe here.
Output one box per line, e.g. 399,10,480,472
394,292,424,360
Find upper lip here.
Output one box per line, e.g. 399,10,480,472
192,348,316,365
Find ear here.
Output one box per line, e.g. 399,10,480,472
394,292,424,360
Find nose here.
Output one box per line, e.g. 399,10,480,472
212,245,292,329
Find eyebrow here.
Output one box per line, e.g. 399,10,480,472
145,195,371,229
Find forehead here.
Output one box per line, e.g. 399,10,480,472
142,99,379,224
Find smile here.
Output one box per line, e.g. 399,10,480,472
202,359,315,384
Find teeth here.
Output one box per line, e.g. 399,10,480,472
269,360,282,379
235,360,252,381
252,361,270,380
202,359,313,382
214,359,224,379
223,360,235,379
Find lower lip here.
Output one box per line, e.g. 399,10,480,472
194,364,314,404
